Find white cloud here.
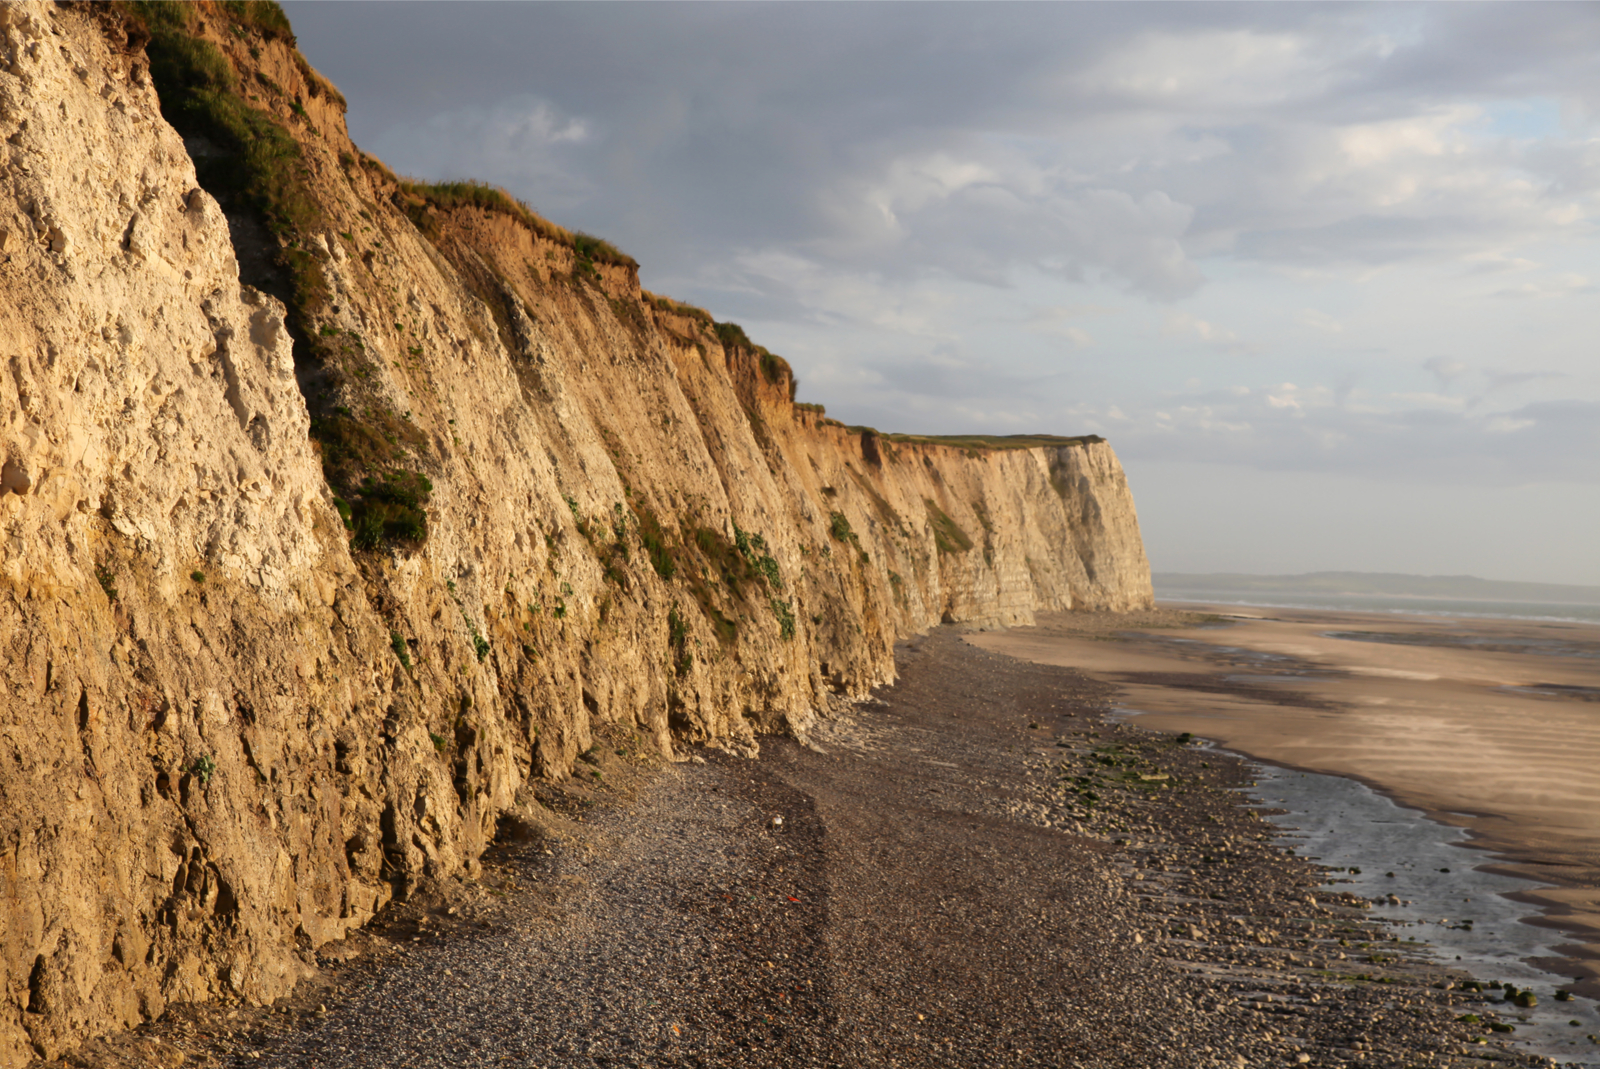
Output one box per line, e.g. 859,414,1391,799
1026,303,1114,346
1490,272,1595,299
1487,415,1535,433
1072,28,1337,112
1296,308,1345,334
1163,311,1255,354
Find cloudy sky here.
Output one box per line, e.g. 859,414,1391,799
285,2,1600,586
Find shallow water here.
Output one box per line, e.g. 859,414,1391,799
1248,760,1600,1065
1322,629,1600,662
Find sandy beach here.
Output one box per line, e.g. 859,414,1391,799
967,605,1600,992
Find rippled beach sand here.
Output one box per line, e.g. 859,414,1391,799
967,606,1600,993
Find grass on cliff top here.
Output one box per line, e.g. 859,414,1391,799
139,0,295,41
643,292,714,329
397,179,637,268
217,0,292,39
841,430,1106,451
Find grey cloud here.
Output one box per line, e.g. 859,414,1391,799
870,352,1072,406
1482,369,1569,392
282,1,1600,512
287,3,1600,292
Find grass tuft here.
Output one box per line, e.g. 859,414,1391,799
925,498,973,555
389,630,412,669
829,511,855,543
635,507,677,581
714,321,794,393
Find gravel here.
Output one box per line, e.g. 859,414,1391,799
48,628,1579,1069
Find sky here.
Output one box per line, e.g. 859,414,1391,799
284,2,1600,586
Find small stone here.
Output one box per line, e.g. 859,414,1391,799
1,459,31,496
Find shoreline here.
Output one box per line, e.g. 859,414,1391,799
1241,757,1600,1061
968,604,1600,1004
38,628,1566,1069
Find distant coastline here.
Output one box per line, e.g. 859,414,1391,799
1153,570,1600,605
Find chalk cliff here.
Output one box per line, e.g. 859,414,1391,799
0,3,1151,1061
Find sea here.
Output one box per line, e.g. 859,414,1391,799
1154,589,1600,628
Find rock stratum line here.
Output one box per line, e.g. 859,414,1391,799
0,3,1150,1060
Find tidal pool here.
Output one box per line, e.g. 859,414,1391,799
1247,760,1600,1066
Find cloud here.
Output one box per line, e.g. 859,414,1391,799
1461,252,1539,275
1484,368,1568,392
1099,394,1600,485
1071,27,1338,112
1296,308,1345,334
1489,272,1596,299
1163,311,1256,355
1423,356,1467,390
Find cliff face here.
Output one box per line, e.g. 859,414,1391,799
0,4,1151,1061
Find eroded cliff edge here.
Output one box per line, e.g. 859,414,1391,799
0,4,1152,1061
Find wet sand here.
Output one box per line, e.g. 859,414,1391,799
967,605,1600,992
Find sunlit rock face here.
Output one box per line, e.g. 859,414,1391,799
0,3,1151,1061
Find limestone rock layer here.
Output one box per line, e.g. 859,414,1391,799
0,4,1151,1061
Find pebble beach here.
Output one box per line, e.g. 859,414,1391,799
44,625,1592,1069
